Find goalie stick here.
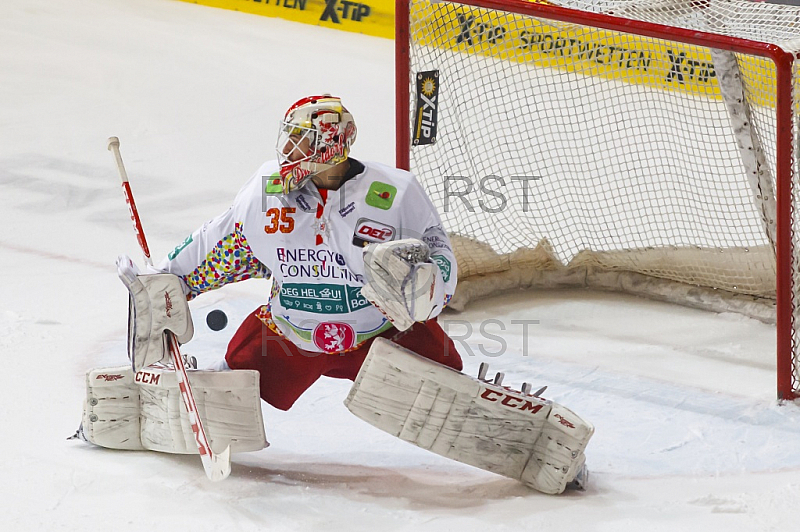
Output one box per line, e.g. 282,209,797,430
107,136,231,481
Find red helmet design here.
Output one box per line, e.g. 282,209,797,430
277,95,357,194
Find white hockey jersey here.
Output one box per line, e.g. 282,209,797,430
158,159,457,354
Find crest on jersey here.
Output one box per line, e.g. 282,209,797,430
313,322,356,353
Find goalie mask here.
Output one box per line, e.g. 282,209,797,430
277,95,357,194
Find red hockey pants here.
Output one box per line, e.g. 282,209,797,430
225,309,463,411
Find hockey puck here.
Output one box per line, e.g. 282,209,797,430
206,309,228,331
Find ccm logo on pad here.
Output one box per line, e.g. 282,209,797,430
479,387,547,416
135,371,161,386
353,218,396,247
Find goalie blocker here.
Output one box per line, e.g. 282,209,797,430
345,338,594,494
116,255,194,372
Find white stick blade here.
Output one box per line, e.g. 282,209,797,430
203,446,232,482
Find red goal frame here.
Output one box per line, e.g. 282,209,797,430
395,0,798,400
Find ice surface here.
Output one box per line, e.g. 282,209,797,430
2,0,799,530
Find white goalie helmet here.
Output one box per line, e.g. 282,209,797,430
277,94,357,194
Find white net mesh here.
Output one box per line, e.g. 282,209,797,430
402,0,800,395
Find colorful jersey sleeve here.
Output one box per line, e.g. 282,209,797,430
157,199,271,300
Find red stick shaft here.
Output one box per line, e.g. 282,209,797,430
121,181,152,265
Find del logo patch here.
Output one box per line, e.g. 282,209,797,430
352,218,396,247
366,181,397,210
313,322,356,353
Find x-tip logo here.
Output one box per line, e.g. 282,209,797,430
320,0,371,23
413,70,439,146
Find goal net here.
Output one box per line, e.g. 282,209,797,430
396,0,800,399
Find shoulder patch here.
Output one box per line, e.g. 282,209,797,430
168,235,193,260
264,173,283,195
430,254,452,282
366,181,397,210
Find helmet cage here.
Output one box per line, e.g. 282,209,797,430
276,122,318,193
278,120,316,160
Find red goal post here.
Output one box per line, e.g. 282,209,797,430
395,0,800,399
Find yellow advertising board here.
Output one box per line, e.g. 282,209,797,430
411,2,776,105
177,0,395,39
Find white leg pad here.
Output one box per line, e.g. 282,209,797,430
83,366,268,455
344,338,594,494
82,368,144,450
